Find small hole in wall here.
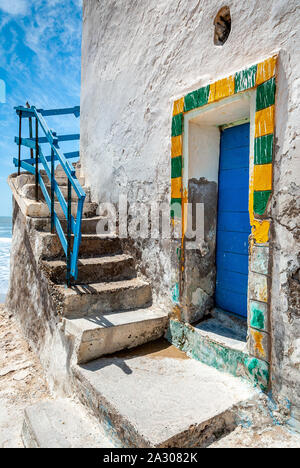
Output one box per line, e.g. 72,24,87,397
214,6,231,46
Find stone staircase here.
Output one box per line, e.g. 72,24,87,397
8,162,168,365
8,162,273,448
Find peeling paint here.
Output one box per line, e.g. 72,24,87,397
250,329,265,357
250,301,268,331
172,283,180,304
173,97,184,116
251,245,269,275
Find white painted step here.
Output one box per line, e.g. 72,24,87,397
20,183,92,203
15,170,85,187
72,340,258,448
22,399,114,448
64,308,169,363
17,198,97,218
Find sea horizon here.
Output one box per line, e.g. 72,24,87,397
0,216,12,303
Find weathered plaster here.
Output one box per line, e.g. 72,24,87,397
181,177,217,322
5,200,76,396
81,0,300,419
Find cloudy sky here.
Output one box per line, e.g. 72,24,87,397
0,0,82,216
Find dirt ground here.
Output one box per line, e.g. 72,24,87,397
0,304,50,448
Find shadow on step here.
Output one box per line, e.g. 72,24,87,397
69,284,99,295
80,338,189,376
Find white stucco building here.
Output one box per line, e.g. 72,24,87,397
79,0,300,424
6,1,300,446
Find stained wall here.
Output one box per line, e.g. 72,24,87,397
80,0,300,421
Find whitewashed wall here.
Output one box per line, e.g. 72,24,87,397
80,0,300,423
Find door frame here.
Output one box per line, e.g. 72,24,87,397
182,93,255,322
170,54,277,364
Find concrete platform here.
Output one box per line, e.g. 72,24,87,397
22,399,114,448
64,308,168,363
73,339,257,448
195,308,248,353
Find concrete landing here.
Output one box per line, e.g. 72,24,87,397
73,339,257,448
195,308,247,353
22,399,114,448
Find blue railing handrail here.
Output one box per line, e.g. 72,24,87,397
13,104,85,285
16,134,80,145
15,105,80,118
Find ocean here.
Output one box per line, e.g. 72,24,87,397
0,217,12,303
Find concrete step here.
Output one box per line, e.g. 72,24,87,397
38,232,122,259
72,339,257,448
43,254,136,284
52,174,85,187
21,183,91,203
20,199,98,219
31,216,106,234
56,162,81,179
22,399,114,448
41,170,85,187
16,170,85,187
64,308,169,363
56,278,152,318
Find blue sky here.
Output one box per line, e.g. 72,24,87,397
0,0,82,216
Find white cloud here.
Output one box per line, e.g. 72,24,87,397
0,0,28,16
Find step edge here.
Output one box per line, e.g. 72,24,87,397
43,254,134,268
58,278,151,297
72,364,253,448
64,311,169,339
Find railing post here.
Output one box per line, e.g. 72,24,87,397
67,180,72,287
26,102,34,163
35,117,39,201
51,131,57,234
51,147,55,233
18,111,22,175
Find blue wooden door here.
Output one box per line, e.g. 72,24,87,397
215,123,251,318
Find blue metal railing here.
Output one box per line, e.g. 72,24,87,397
13,104,86,286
